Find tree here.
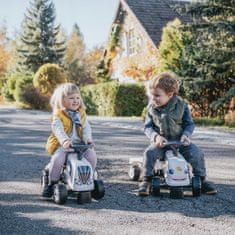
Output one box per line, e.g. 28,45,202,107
63,23,87,85
178,0,235,117
85,46,104,84
0,26,10,76
157,19,185,74
17,0,66,73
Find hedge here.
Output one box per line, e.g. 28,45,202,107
81,82,147,116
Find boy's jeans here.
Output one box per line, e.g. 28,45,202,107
143,143,206,178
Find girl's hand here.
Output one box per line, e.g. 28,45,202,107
180,135,191,145
63,139,72,149
86,139,95,147
155,135,167,148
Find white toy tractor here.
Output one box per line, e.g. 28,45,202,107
129,141,201,199
44,141,105,205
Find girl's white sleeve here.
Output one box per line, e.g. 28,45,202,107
51,117,70,145
82,118,92,143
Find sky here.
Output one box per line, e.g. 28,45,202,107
0,0,119,50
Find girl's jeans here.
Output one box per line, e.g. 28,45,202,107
143,143,206,178
46,147,97,183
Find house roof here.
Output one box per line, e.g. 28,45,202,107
120,0,190,46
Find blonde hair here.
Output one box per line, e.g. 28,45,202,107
148,72,179,95
50,83,85,113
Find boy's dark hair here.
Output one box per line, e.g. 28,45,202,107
149,72,179,95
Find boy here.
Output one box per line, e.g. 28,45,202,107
138,72,217,196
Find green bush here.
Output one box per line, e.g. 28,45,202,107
1,72,32,102
194,117,224,126
14,74,33,105
19,86,50,110
81,82,147,116
2,82,14,101
224,111,235,127
141,106,148,120
0,75,7,95
3,74,17,101
33,63,67,96
115,84,147,116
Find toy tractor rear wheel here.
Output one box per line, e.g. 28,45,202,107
151,176,161,196
53,184,68,205
77,191,92,204
192,176,201,197
92,179,105,200
170,187,184,199
129,165,141,181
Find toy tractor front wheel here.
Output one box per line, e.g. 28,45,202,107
151,176,161,196
192,176,201,197
53,184,68,205
170,187,184,199
129,165,141,181
77,191,92,204
92,179,105,200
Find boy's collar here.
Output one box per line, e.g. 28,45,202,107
152,95,178,110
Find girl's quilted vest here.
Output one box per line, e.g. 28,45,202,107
46,107,86,155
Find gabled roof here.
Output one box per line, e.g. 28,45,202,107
120,0,190,46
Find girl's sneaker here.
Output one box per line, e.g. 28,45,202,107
42,184,54,198
41,169,54,198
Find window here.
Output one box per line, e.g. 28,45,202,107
127,29,135,55
126,29,142,55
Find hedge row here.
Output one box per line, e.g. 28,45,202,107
81,82,147,116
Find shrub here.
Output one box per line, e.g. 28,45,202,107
81,82,147,116
81,82,117,116
115,84,147,116
141,106,148,120
194,117,224,126
12,75,35,108
0,75,7,95
1,72,32,102
224,111,235,127
20,86,50,110
2,82,14,101
33,63,67,96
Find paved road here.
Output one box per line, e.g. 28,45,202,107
0,107,235,235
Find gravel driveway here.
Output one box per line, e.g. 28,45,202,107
0,107,234,234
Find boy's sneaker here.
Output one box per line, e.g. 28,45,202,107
201,181,217,195
138,181,150,196
138,178,151,196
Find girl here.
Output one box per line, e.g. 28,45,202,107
42,83,97,197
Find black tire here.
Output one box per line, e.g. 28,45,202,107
92,180,105,200
53,184,68,205
129,165,141,181
192,176,201,197
151,176,161,196
41,169,49,187
77,191,92,204
169,187,184,199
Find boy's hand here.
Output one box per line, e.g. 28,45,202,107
180,135,191,145
155,135,167,148
63,139,72,149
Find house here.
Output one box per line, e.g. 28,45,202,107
103,0,190,83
